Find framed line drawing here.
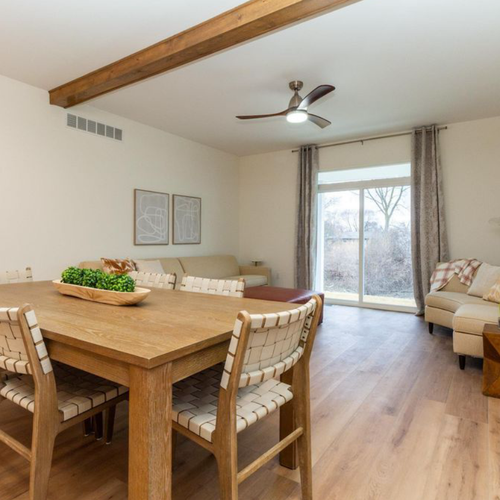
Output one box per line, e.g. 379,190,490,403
172,194,201,245
134,189,169,245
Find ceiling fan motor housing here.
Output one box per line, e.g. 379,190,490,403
289,80,304,91
288,80,304,108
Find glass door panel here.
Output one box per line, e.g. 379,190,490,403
363,187,415,307
320,190,360,302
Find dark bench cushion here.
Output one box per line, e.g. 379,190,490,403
244,286,324,324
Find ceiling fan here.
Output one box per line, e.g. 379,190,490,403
236,81,335,128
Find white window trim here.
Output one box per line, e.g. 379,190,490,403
319,176,411,193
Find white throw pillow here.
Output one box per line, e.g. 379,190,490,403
134,259,165,274
467,263,500,298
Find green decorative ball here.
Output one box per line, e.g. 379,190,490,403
61,267,84,286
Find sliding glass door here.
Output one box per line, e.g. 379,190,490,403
318,190,360,301
317,165,416,311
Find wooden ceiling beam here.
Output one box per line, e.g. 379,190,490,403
49,0,359,108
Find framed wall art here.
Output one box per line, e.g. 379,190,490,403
134,189,169,245
173,194,201,245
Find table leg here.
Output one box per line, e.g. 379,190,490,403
129,363,172,500
279,368,299,469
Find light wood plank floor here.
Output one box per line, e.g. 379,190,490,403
1,305,499,499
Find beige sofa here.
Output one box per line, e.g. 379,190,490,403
425,274,497,369
79,254,271,288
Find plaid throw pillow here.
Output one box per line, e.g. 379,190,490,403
484,279,500,304
101,258,136,275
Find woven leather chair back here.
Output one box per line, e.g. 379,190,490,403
0,306,52,376
129,271,176,290
180,275,245,298
221,298,317,389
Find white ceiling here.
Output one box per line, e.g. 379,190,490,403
1,0,500,156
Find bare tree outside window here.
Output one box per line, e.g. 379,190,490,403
365,186,409,231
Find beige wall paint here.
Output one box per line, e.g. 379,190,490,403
440,116,500,264
239,150,298,287
0,74,239,280
2,71,498,286
239,117,500,288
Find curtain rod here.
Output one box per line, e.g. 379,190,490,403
291,126,448,153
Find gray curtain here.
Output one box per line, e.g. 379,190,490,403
295,145,319,290
411,125,449,315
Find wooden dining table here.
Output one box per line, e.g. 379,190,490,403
0,281,299,499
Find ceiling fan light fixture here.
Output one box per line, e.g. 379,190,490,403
236,82,334,128
286,109,308,124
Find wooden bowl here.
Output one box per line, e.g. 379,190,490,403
52,280,151,306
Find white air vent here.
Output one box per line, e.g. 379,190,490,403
66,113,123,142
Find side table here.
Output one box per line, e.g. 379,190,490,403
482,323,500,397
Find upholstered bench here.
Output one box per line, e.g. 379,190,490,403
244,286,325,324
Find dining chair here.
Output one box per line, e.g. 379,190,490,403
171,295,322,500
0,304,128,500
180,274,245,297
0,267,33,284
129,271,177,289
0,268,33,399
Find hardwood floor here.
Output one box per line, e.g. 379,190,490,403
1,305,498,499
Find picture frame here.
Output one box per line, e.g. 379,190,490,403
172,194,202,245
134,189,169,245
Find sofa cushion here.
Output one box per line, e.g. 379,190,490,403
425,291,486,313
178,255,240,280
424,306,454,329
453,303,499,336
80,260,104,270
440,274,470,294
484,278,500,304
468,263,500,298
134,259,164,274
453,330,484,358
226,274,267,288
157,258,184,278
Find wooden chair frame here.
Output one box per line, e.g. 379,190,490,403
0,269,33,406
172,295,323,500
0,304,127,500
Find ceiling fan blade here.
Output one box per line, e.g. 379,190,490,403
297,85,335,110
236,109,289,120
308,113,331,129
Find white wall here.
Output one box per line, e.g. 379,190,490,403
440,116,500,264
3,71,498,286
239,149,298,288
0,74,239,280
239,117,500,287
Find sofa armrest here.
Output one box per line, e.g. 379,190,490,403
239,266,272,286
